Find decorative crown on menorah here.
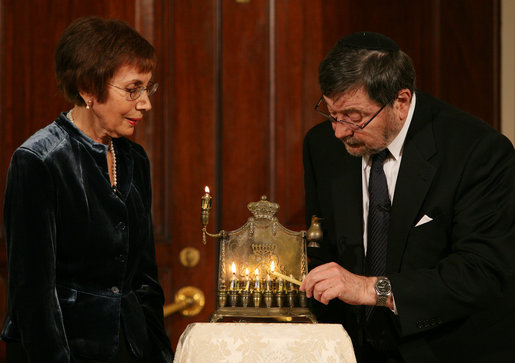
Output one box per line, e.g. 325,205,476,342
247,196,279,220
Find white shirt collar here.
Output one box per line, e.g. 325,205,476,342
387,92,417,161
362,92,417,169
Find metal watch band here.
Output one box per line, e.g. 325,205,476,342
377,294,388,306
376,277,391,307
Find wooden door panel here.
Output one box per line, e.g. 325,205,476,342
165,0,219,347
274,1,325,231
220,0,271,231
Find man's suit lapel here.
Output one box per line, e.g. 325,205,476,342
387,94,438,273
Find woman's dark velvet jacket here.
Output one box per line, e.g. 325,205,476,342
1,113,173,362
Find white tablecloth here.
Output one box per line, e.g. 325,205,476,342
174,322,356,363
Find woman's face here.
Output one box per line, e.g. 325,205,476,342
89,64,153,139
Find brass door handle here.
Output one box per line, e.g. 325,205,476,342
163,286,205,317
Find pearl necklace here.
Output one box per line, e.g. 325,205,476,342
67,110,118,192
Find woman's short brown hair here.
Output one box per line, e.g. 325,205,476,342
55,16,156,106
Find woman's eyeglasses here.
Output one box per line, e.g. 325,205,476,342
108,81,159,101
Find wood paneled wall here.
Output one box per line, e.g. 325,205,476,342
0,0,499,358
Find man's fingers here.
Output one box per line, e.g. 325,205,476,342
302,262,345,298
311,276,343,304
314,284,340,305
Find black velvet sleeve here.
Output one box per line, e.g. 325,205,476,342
4,148,72,362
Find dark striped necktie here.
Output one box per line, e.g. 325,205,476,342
365,149,391,320
366,148,391,277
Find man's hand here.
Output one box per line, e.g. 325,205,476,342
301,262,391,308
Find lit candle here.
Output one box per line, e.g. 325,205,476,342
243,268,250,291
277,276,284,292
254,268,261,291
201,186,212,211
265,262,274,291
288,274,296,291
229,262,239,291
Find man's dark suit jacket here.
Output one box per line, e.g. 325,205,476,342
303,91,515,362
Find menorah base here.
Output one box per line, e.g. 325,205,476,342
209,307,317,323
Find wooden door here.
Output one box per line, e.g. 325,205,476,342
0,0,500,359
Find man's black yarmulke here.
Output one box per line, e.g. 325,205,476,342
340,32,399,51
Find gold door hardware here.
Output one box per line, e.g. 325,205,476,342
179,247,200,267
163,286,205,318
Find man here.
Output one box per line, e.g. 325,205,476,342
300,32,515,362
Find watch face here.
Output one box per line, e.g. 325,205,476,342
377,279,391,294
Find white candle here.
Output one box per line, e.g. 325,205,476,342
230,262,239,290
254,268,261,291
243,268,250,291
265,273,272,291
271,271,302,286
201,186,212,210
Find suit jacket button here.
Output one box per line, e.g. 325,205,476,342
111,286,120,294
117,222,126,230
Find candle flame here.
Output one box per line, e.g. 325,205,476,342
205,186,210,193
245,268,249,276
255,268,259,277
271,261,275,272
232,262,236,274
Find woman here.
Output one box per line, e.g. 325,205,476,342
1,17,173,362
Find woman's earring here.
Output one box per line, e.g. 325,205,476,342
86,100,92,109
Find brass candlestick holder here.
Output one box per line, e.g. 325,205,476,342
241,290,250,307
201,191,320,323
201,186,225,244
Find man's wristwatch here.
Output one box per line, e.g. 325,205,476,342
375,277,392,306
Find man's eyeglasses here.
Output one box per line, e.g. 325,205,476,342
108,81,159,101
314,95,388,130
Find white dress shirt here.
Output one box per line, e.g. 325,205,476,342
362,92,417,254
361,93,416,313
